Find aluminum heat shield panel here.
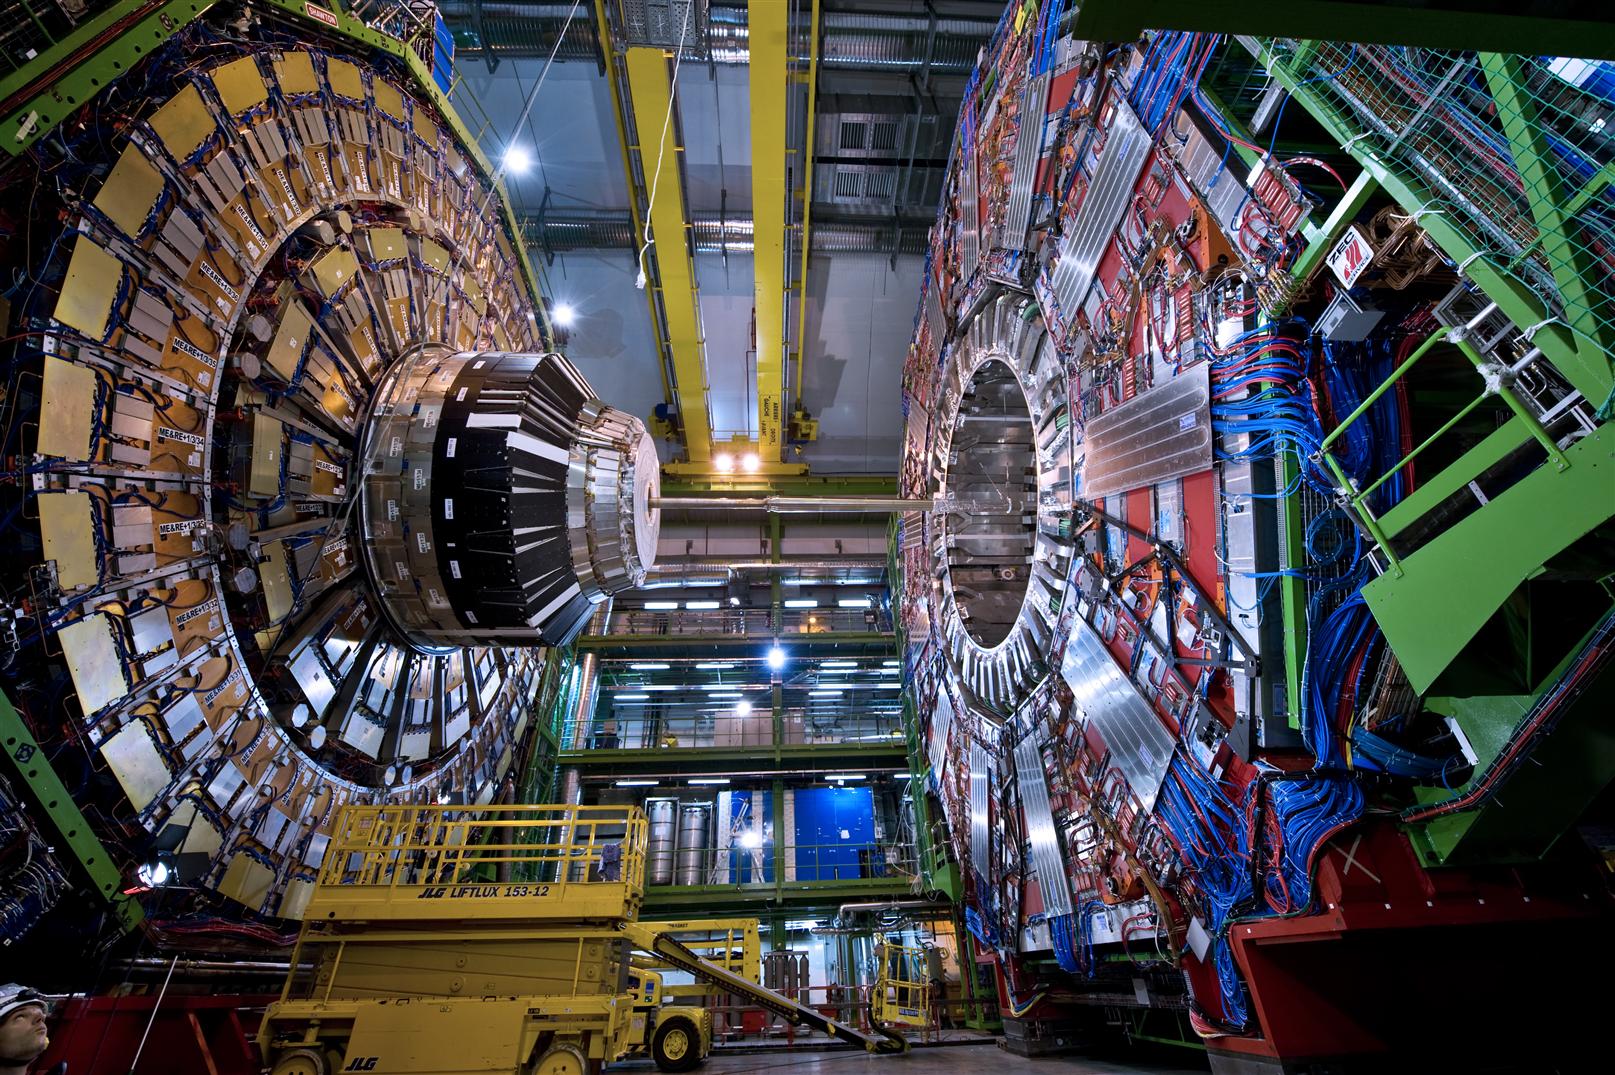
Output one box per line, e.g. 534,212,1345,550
1013,735,1071,916
999,72,1050,250
1049,95,1151,317
1060,618,1174,811
969,741,991,886
1080,363,1213,498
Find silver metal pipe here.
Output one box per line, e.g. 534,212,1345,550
652,496,934,514
649,557,886,573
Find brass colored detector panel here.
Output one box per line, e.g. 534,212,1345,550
59,613,127,716
102,721,171,813
95,147,166,239
38,356,99,460
373,79,405,121
248,412,285,498
326,58,366,103
413,110,439,149
279,877,315,920
365,227,406,261
55,238,123,340
148,83,216,161
38,491,98,589
311,246,359,296
217,851,275,908
211,55,269,116
420,238,450,273
267,303,314,381
273,52,319,96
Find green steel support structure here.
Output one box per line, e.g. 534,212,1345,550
0,689,143,931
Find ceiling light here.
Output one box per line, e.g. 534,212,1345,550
707,691,742,699
715,453,735,473
697,662,735,670
686,600,720,610
822,660,857,668
767,644,785,671
689,778,731,785
645,601,679,610
729,596,740,606
735,699,753,716
741,452,761,473
882,660,901,667
616,693,650,701
553,302,576,327
810,687,846,695
839,598,873,609
615,779,659,787
784,599,818,608
502,145,532,174
829,773,866,781
641,685,676,692
630,663,669,671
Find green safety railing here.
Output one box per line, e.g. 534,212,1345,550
1255,39,1614,404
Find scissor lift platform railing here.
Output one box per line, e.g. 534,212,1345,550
304,803,647,924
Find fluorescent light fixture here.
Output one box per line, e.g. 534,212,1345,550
784,599,818,609
615,779,659,787
641,684,676,692
686,600,720,610
704,683,744,691
810,687,846,695
616,693,650,701
645,601,679,610
501,144,532,174
829,774,866,781
839,598,873,608
553,302,576,327
707,691,742,699
696,662,735,670
821,660,857,668
689,778,731,785
741,452,761,473
735,699,753,716
738,829,763,849
882,660,901,667
629,662,669,671
767,645,785,671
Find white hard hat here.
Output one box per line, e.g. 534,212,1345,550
0,984,49,1021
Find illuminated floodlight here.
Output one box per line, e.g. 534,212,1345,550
739,829,763,849
741,453,761,473
553,302,576,327
767,644,785,671
502,145,533,174
715,453,735,473
736,699,753,716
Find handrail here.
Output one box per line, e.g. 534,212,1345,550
1316,316,1573,576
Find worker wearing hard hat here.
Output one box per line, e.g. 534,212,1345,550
0,986,50,1075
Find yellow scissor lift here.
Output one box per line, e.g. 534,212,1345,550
257,804,906,1075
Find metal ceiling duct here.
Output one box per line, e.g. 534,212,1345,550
524,210,931,255
438,1,996,71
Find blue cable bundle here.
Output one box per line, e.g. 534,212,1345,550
1049,911,1082,973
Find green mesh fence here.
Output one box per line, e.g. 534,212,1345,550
1261,40,1615,366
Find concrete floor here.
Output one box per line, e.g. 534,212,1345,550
615,1039,1209,1074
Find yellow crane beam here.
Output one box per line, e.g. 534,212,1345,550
626,45,713,464
749,0,788,461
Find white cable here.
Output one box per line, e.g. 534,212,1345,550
636,3,695,289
